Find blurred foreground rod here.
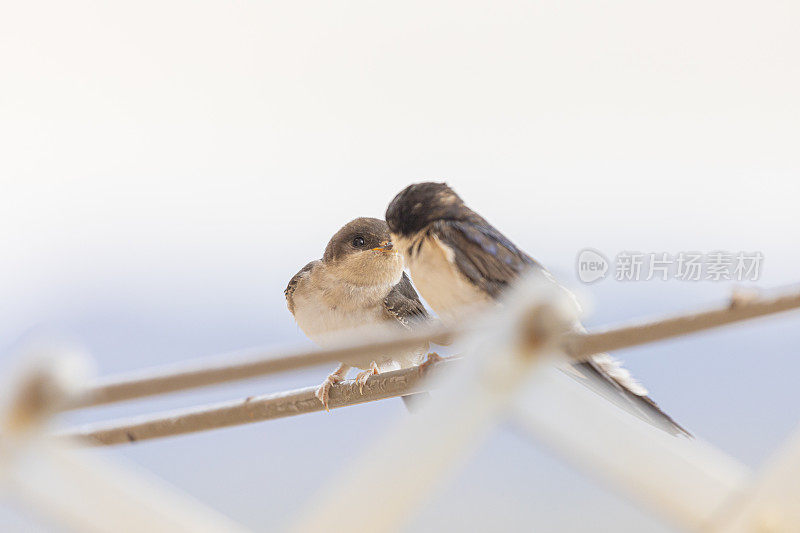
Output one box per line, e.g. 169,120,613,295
0,349,250,533
46,283,800,533
293,282,800,533
70,286,800,409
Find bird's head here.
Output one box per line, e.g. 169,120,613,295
323,217,404,286
385,181,466,238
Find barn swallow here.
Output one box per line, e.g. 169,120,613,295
386,182,689,436
285,217,431,410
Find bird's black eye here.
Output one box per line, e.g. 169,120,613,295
352,236,365,247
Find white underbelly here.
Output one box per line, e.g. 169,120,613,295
292,293,425,369
398,234,493,323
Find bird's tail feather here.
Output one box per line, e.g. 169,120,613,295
570,360,692,437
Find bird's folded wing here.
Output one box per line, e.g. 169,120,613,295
384,272,429,328
284,260,319,314
566,358,692,437
430,219,544,298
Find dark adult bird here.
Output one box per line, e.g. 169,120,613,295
385,182,689,436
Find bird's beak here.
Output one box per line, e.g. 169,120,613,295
371,241,394,252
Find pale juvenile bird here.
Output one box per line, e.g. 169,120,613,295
385,182,689,436
285,217,430,410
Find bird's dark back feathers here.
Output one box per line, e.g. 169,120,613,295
386,182,468,237
431,218,544,298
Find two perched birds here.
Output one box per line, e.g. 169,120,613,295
286,182,688,435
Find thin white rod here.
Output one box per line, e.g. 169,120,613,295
566,287,800,358
61,359,456,446
70,287,800,410
70,324,453,409
59,288,800,445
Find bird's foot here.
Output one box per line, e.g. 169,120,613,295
315,371,346,412
354,362,379,394
419,352,445,374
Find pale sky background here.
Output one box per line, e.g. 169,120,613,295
1,1,799,531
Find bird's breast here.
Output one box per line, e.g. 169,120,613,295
292,297,425,369
291,286,383,342
396,233,493,323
